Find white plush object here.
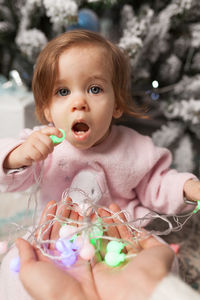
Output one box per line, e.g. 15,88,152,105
0,92,38,139
68,169,103,214
150,274,200,300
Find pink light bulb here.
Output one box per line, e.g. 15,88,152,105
59,225,77,239
79,242,95,260
0,241,8,254
75,235,83,248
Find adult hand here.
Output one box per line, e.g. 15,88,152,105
16,199,99,300
16,200,174,300
93,203,174,300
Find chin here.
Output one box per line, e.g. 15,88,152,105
71,141,92,150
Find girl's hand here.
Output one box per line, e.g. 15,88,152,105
183,179,200,203
3,127,62,169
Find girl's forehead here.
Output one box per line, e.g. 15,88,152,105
57,44,112,74
60,43,110,61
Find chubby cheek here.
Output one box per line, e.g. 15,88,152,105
48,105,69,127
50,116,63,128
94,111,113,136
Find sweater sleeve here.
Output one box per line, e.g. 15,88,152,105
0,127,42,193
150,274,200,300
134,136,197,214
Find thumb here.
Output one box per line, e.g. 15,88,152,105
16,238,37,266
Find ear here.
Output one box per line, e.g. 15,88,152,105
113,104,123,119
44,107,53,123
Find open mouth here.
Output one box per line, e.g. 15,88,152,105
72,122,89,135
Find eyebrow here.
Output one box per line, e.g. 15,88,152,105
87,75,107,83
55,75,108,86
54,79,67,86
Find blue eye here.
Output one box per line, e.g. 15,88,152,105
57,88,70,96
89,86,102,94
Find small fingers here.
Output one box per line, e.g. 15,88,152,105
41,127,64,147
26,127,63,161
40,126,63,139
23,131,54,163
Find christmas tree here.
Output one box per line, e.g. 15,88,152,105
0,0,199,175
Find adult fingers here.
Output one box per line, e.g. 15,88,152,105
50,197,72,243
108,203,133,250
98,207,120,239
139,233,165,250
134,243,174,275
16,238,37,266
69,203,79,227
96,207,120,260
105,204,140,253
35,200,57,243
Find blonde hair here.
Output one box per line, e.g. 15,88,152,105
32,29,145,124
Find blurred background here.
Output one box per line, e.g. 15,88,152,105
0,0,200,175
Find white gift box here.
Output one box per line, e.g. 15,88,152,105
0,92,39,139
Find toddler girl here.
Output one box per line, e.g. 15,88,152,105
0,29,199,299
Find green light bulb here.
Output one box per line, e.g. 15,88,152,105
193,201,200,214
50,128,65,144
106,241,125,253
105,252,126,267
90,219,103,246
90,238,96,246
90,225,103,239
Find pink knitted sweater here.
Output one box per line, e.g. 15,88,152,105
0,125,196,218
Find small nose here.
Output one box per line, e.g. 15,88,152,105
72,96,89,112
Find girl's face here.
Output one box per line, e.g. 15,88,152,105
44,45,122,149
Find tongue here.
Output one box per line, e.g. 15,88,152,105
73,123,89,132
